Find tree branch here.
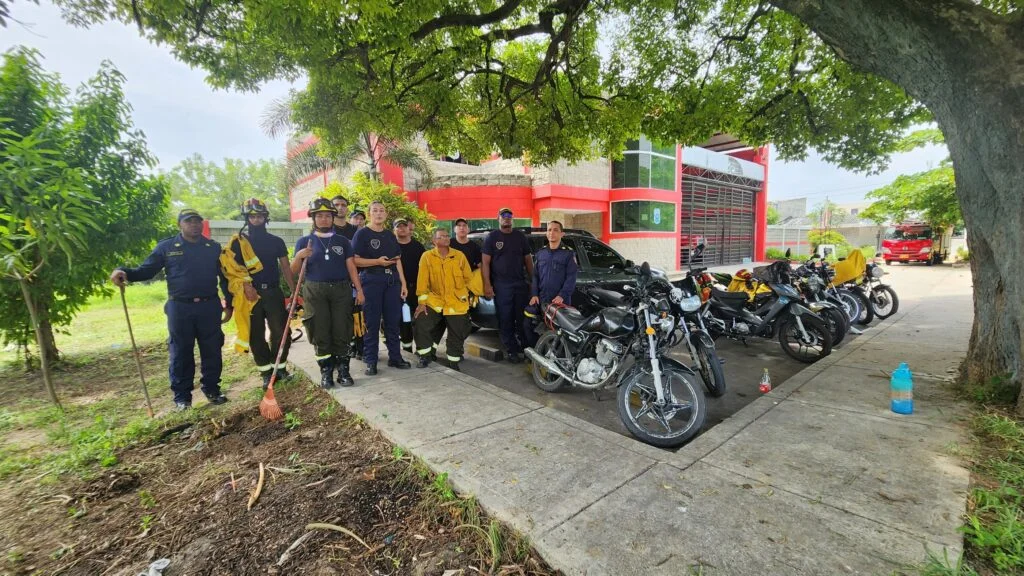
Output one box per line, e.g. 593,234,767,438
412,0,529,40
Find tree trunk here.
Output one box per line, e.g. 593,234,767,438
37,301,60,368
770,0,1024,410
17,276,62,409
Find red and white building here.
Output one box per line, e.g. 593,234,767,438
288,134,769,271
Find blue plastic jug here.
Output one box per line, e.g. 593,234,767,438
890,362,913,414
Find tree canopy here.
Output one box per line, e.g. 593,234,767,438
0,47,168,369
54,0,926,169
165,154,289,222
861,129,961,230
321,175,437,246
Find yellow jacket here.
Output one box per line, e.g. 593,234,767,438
219,244,257,353
228,233,264,275
417,248,473,316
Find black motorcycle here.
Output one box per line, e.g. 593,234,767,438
847,261,900,320
524,263,707,448
700,261,833,363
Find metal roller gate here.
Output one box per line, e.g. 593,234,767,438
679,166,761,267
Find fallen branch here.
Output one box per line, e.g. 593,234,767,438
248,463,265,511
277,532,313,567
267,466,303,474
305,522,371,550
327,483,349,498
303,475,333,488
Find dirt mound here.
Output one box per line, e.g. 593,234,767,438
0,380,555,575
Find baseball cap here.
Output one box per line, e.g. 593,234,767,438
498,207,513,217
350,210,366,218
178,208,203,223
393,218,409,228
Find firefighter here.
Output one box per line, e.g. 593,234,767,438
291,198,365,388
395,218,425,353
353,201,412,375
331,195,358,240
526,220,578,346
348,209,366,229
229,198,297,388
450,218,482,270
110,209,238,411
482,207,533,363
414,228,473,371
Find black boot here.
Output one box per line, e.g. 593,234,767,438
318,358,334,389
335,356,354,387
365,363,378,376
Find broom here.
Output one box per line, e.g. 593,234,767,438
260,240,312,421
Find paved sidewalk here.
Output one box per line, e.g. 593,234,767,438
291,266,972,575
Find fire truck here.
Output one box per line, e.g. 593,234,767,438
881,221,952,265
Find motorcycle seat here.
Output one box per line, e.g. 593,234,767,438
712,287,750,307
553,306,589,332
589,287,627,308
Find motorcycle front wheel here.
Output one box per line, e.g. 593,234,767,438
617,367,707,448
778,314,833,363
694,341,726,398
847,287,874,325
821,306,849,347
530,332,569,392
870,285,899,319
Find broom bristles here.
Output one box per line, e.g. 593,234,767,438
259,386,284,421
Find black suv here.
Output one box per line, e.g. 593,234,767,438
466,228,666,329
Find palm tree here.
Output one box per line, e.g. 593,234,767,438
261,95,433,187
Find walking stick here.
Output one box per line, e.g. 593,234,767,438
119,285,155,418
260,240,312,421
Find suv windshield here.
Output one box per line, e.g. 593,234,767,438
579,238,624,270
885,227,932,241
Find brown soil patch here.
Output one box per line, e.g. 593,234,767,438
0,380,556,575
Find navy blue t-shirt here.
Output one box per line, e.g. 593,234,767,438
353,227,401,271
232,228,287,287
295,233,353,283
482,230,532,284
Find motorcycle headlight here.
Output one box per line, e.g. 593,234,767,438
653,297,671,313
870,266,884,278
680,295,702,312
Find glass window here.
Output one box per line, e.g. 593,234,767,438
611,201,675,232
651,140,675,157
580,239,625,270
651,156,675,191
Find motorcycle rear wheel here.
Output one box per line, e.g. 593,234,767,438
848,288,874,325
821,307,848,347
778,314,833,363
617,367,706,448
530,332,569,392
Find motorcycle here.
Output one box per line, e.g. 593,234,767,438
699,261,834,363
800,255,872,327
790,260,855,346
585,241,726,398
846,260,900,320
524,263,708,448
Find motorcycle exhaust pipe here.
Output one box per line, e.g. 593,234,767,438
524,347,575,382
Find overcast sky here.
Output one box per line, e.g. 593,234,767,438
4,1,949,205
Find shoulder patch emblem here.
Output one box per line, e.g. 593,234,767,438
205,243,212,247
174,243,181,247
495,241,504,250
370,239,381,250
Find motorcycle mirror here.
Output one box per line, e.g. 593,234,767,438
785,248,791,258
640,262,651,277
624,259,635,268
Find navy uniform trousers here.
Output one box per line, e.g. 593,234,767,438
360,269,404,366
165,298,224,404
494,279,530,356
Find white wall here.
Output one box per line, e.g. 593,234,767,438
609,237,677,271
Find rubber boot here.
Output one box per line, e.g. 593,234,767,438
318,358,334,389
335,355,354,387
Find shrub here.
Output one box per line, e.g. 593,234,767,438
957,246,970,262
765,248,788,260
807,229,850,252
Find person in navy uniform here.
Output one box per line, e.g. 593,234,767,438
526,220,578,346
232,198,296,388
292,198,365,388
395,218,425,353
110,209,242,411
482,207,533,363
451,218,482,270
353,201,412,375
331,195,358,240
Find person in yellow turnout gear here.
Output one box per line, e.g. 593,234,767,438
414,228,474,371
227,198,296,389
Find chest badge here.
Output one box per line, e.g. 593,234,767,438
370,239,381,250
495,241,504,250
331,245,344,256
